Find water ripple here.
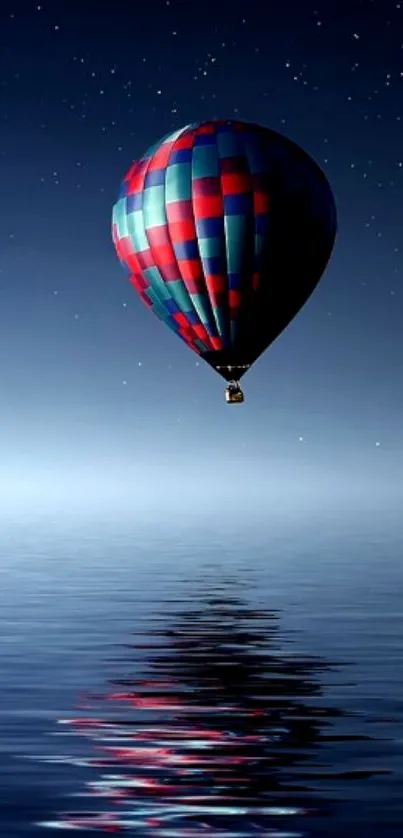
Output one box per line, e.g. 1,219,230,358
36,581,386,836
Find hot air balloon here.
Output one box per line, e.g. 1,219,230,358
112,120,337,403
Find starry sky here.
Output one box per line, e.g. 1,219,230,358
1,0,402,513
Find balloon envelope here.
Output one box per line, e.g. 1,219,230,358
112,120,337,381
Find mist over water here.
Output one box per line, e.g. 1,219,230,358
1,497,403,836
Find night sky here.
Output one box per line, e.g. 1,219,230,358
1,0,402,512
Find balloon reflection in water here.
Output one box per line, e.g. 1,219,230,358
39,587,374,836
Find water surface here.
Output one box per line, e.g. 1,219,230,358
1,504,402,836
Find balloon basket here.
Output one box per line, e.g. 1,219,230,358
225,382,245,404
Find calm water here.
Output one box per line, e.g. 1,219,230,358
1,504,403,837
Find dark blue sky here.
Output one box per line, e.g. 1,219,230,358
1,0,402,511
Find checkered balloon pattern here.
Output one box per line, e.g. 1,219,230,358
112,120,336,364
